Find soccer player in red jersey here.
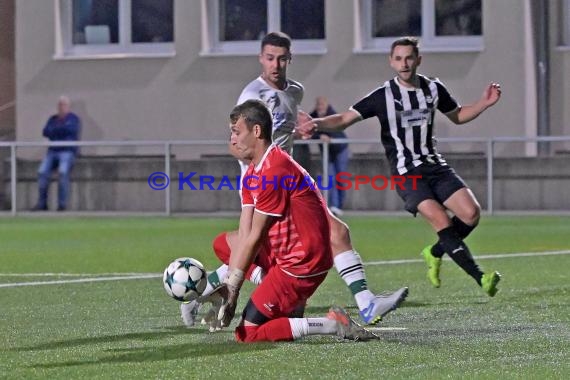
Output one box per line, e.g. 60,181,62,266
214,99,377,342
181,32,408,330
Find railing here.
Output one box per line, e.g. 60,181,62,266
1,135,570,216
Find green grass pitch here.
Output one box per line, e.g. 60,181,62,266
0,216,569,379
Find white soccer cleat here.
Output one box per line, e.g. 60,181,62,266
180,289,225,330
180,299,201,327
359,287,409,325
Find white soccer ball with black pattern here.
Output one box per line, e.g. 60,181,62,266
163,257,207,302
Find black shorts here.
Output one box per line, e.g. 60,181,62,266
396,163,467,216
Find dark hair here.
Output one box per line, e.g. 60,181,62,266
390,37,420,56
230,100,273,142
261,32,291,52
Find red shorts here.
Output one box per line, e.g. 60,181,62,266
250,266,328,319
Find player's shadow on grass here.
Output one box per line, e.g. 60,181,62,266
30,342,276,368
10,328,202,352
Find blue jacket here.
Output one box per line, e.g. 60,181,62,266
43,112,81,153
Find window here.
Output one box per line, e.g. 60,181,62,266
202,0,326,56
357,0,483,52
434,0,482,37
56,0,174,59
218,0,267,41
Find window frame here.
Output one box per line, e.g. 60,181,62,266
200,0,326,56
354,0,484,53
54,0,175,60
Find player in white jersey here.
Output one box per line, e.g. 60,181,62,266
237,76,303,154
235,75,304,181
181,32,407,330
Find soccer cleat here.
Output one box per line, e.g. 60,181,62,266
327,306,379,341
421,245,442,288
359,287,409,325
481,271,501,297
180,299,201,327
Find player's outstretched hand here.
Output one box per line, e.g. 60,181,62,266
217,283,240,328
197,292,225,332
295,110,317,140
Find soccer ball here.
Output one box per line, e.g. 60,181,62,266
163,257,207,302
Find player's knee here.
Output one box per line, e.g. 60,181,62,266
234,325,250,342
463,205,481,226
329,217,350,247
288,304,305,318
212,232,230,264
234,324,259,343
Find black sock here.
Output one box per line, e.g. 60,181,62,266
451,216,476,239
431,217,477,258
437,226,484,285
431,242,445,258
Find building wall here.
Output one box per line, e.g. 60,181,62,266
14,0,570,161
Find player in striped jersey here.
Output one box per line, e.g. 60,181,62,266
304,37,502,297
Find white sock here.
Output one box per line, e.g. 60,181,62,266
249,266,264,285
334,250,375,310
288,318,337,339
203,264,229,297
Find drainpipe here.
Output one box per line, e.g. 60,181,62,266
532,0,550,155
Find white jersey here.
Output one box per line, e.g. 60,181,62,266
237,76,304,154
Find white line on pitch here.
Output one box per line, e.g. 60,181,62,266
0,274,161,288
368,327,408,331
0,272,158,277
1,250,569,289
364,249,570,266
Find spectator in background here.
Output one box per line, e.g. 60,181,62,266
32,95,81,211
310,96,350,217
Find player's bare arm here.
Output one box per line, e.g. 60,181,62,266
219,210,275,327
446,82,502,125
231,210,274,275
236,205,254,248
293,110,313,139
314,110,362,134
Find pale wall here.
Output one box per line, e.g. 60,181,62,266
15,0,569,160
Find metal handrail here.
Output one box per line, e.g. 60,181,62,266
3,135,570,216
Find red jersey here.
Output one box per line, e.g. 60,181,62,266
242,145,332,277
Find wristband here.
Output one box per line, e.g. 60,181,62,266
225,268,245,289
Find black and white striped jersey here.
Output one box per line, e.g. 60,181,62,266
351,74,459,175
